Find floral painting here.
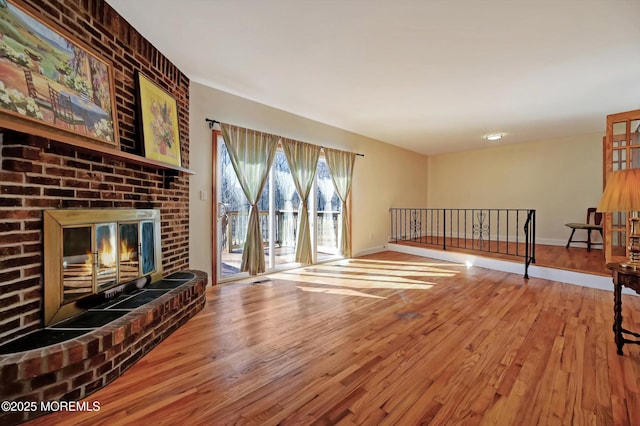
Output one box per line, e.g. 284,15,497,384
136,72,181,167
0,0,118,146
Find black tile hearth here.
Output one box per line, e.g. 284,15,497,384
108,290,169,309
146,278,190,290
165,271,196,280
0,272,197,355
0,330,87,355
92,288,144,309
49,310,129,329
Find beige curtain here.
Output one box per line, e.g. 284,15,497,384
221,123,278,275
324,148,356,258
282,138,321,264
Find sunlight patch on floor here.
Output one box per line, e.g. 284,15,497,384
296,286,386,299
306,263,457,277
272,270,436,290
347,258,467,269
228,258,455,298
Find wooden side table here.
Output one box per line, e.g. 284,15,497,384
606,263,640,355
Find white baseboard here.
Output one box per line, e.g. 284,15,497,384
353,245,386,257
386,243,633,295
535,238,567,247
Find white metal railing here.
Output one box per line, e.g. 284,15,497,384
224,210,340,253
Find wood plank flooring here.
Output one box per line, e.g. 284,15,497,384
25,251,640,426
530,244,609,275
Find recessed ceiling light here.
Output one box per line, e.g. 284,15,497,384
485,133,503,141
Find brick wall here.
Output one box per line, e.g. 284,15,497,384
0,0,190,345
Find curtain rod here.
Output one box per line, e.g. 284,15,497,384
205,118,364,157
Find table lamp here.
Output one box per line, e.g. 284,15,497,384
597,168,640,269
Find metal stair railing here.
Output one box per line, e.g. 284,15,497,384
389,208,536,278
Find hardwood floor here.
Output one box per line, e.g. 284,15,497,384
532,244,609,276
26,252,640,425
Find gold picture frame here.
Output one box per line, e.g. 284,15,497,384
136,72,181,167
0,0,119,147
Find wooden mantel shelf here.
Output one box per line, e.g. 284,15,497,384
0,121,195,176
78,138,194,175
55,136,196,175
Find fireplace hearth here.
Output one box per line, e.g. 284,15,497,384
0,270,207,425
0,271,195,354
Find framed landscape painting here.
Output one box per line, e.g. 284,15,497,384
0,0,119,147
136,71,181,167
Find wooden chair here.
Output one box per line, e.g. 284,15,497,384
565,207,603,251
48,84,87,133
23,68,51,110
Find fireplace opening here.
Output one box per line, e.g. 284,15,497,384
45,209,163,325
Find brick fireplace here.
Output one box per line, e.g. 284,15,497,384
0,0,191,346
0,1,205,423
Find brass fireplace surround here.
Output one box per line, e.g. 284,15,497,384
43,209,163,325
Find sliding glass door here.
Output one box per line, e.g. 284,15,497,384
217,138,248,277
214,131,342,282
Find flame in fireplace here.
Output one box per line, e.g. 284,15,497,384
99,235,117,267
97,238,135,265
120,240,134,262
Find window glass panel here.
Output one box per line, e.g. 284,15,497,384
316,159,340,260
258,176,270,268
612,149,627,171
632,148,640,168
219,138,272,273
633,119,640,145
220,141,247,277
613,121,627,147
613,212,627,227
613,149,621,171
273,151,299,266
612,230,627,256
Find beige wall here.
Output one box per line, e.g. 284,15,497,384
427,133,604,245
189,82,430,280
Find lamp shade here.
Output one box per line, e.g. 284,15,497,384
597,168,640,212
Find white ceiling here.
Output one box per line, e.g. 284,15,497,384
106,0,640,155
